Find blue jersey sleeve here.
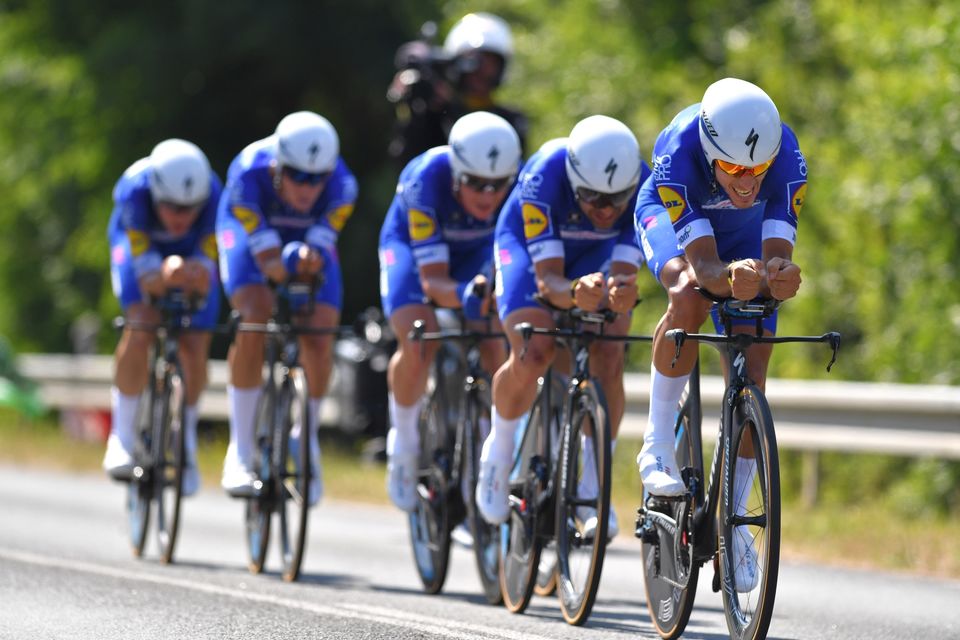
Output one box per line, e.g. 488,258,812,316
516,140,567,264
398,151,451,267
114,160,164,279
305,158,358,254
757,125,806,245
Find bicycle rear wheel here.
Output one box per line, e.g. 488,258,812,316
156,362,186,564
462,382,502,605
499,374,553,613
278,367,311,582
408,389,454,594
127,387,154,557
640,383,702,639
720,386,780,640
555,380,610,626
245,381,275,574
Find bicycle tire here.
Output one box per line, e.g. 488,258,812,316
641,384,702,639
719,385,780,640
245,381,275,574
408,389,453,594
499,373,553,613
278,367,311,582
127,387,154,558
462,382,502,605
156,361,186,565
555,379,610,626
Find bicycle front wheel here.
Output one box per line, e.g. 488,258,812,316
462,382,502,605
555,379,610,626
127,387,153,558
641,382,701,639
278,367,311,582
245,381,275,574
156,361,186,564
408,390,454,594
500,374,554,613
720,385,780,640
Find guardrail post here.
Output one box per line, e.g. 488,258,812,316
801,450,820,508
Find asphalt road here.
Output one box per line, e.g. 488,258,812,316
1,465,958,639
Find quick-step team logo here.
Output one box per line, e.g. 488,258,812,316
522,203,548,239
657,185,688,223
408,209,436,241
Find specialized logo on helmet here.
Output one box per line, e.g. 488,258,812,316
522,203,549,239
657,185,688,223
604,158,618,188
744,128,759,162
487,145,500,173
408,209,436,242
701,111,718,137
308,142,320,166
183,176,194,199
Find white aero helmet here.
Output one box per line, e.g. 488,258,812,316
565,115,642,195
448,111,521,179
274,111,339,174
148,139,211,206
443,12,513,60
698,78,782,167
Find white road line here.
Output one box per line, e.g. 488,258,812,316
0,549,557,640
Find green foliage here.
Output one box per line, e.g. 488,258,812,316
0,0,957,382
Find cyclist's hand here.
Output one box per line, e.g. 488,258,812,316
282,241,323,282
572,272,605,312
297,247,323,278
460,275,488,321
766,257,801,301
182,259,210,297
607,273,638,314
729,258,765,301
161,255,188,289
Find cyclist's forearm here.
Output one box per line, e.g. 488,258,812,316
420,274,460,308
253,248,288,283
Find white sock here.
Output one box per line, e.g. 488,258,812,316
111,387,140,449
642,364,690,452
486,407,520,462
184,405,199,460
308,397,322,461
734,457,757,515
227,385,261,464
387,393,422,456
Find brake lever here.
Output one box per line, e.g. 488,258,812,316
825,332,841,372
514,322,533,361
664,328,687,369
409,319,427,361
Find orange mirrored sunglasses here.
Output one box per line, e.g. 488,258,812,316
715,156,775,178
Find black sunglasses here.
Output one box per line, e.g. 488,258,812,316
459,173,513,193
575,184,636,208
283,166,331,185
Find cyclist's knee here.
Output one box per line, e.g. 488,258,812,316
668,279,711,324
395,338,439,377
508,337,554,383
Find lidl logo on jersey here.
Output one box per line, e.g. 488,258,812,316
328,204,354,232
127,230,149,256
233,205,261,234
657,184,688,223
789,182,807,219
408,209,436,241
201,233,218,261
522,203,550,240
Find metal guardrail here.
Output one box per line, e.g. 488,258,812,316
17,354,960,459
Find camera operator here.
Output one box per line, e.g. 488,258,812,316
387,12,529,169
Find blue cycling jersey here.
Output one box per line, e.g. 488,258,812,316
107,157,223,279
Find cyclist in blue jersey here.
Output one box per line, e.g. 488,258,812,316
635,78,805,590
216,111,358,504
104,139,223,497
476,116,648,540
379,111,521,512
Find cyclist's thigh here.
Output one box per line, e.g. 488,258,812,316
230,283,273,323
189,275,222,329
314,250,343,311
379,241,425,317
